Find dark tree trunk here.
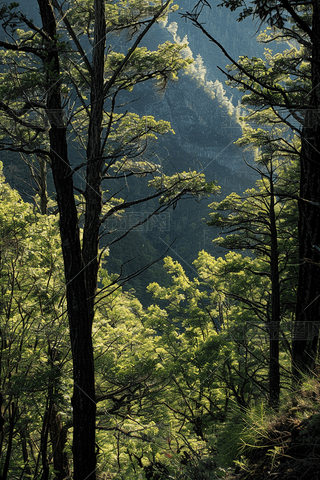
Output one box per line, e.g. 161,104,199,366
268,166,281,408
50,405,70,480
83,0,106,320
1,402,16,480
40,397,50,480
49,349,70,480
37,1,96,478
293,0,320,378
38,155,48,215
19,426,32,477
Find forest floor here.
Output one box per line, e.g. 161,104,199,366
225,377,320,480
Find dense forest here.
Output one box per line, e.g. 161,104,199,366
0,0,320,479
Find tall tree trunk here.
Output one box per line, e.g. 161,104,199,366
268,166,281,408
49,348,70,480
40,397,51,480
19,426,32,477
37,1,96,478
50,405,70,480
293,0,320,378
83,0,106,319
1,401,16,480
38,154,48,215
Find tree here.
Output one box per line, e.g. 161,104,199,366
0,1,217,477
208,145,298,407
184,0,320,378
206,84,300,407
0,164,73,479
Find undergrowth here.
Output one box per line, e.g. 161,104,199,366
214,374,320,479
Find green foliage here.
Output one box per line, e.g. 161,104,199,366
0,0,193,163
147,253,268,416
149,171,219,205
217,375,320,479
0,0,218,475
105,42,192,89
0,163,72,478
0,167,218,478
204,11,302,406
0,0,310,477
67,0,178,37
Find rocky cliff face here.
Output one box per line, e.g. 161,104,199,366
129,63,256,191
133,8,261,186
157,76,254,182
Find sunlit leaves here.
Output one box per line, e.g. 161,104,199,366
149,171,219,205
105,42,192,91
0,167,72,477
67,0,175,38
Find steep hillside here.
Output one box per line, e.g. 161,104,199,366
224,378,320,480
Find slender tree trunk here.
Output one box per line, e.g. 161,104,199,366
1,401,16,480
50,405,70,480
19,426,32,477
49,348,70,480
37,1,96,478
268,167,281,408
38,155,48,215
40,397,51,480
293,0,320,378
82,0,106,320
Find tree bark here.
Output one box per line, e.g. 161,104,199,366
293,0,320,378
82,0,106,321
1,402,16,480
49,348,70,480
37,1,96,478
50,405,70,480
268,165,281,408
